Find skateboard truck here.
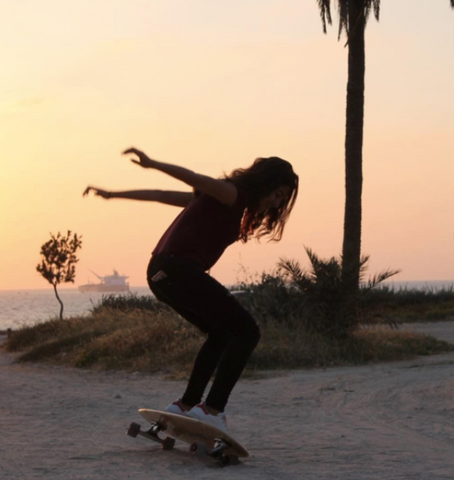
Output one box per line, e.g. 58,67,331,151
189,440,239,465
210,440,239,465
127,422,175,450
210,440,228,458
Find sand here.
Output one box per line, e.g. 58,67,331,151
1,322,454,479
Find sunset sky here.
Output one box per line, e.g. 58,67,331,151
1,0,453,290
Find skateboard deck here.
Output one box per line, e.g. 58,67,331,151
127,409,248,465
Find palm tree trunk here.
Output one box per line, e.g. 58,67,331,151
341,0,365,300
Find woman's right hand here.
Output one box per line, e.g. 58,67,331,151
83,186,111,199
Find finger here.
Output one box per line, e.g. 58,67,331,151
131,159,140,165
123,148,138,155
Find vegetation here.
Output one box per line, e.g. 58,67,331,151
362,286,454,323
5,260,454,376
4,306,451,377
36,231,82,320
276,248,400,337
232,249,401,337
90,292,169,315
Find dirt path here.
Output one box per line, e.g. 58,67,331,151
1,322,454,479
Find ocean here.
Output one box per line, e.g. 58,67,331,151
0,286,152,331
0,280,453,332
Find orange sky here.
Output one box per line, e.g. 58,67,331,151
1,0,453,290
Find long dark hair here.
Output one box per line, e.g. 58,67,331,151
225,157,299,243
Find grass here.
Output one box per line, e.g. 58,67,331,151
6,309,203,376
4,289,454,377
361,286,454,323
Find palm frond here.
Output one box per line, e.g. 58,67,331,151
337,0,349,40
359,254,371,275
358,250,400,293
373,0,381,20
277,257,305,283
364,0,381,25
316,0,333,34
361,268,401,295
363,2,371,25
316,0,381,42
305,247,342,287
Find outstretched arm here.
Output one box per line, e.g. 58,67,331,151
83,186,193,208
123,147,238,207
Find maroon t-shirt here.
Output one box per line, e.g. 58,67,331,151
153,186,249,271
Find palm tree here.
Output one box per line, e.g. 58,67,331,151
316,0,453,318
316,0,381,305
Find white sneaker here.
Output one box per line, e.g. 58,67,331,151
164,398,190,417
188,403,228,433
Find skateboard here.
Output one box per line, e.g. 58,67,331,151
127,409,249,466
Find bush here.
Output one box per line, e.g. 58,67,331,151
236,248,399,338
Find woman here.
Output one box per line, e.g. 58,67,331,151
84,147,298,432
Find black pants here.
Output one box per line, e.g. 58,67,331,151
147,254,261,412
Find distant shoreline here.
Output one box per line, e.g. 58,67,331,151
0,286,148,293
1,279,454,293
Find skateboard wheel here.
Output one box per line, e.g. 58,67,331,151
190,442,208,457
162,437,175,450
127,422,141,438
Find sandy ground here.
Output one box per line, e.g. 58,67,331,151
1,322,454,480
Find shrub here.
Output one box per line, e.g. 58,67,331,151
236,248,399,338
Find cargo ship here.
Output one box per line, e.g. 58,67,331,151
78,270,129,293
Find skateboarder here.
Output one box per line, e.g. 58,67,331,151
84,147,298,432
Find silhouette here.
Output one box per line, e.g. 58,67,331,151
36,231,82,320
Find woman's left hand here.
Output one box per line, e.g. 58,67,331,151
123,147,156,169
